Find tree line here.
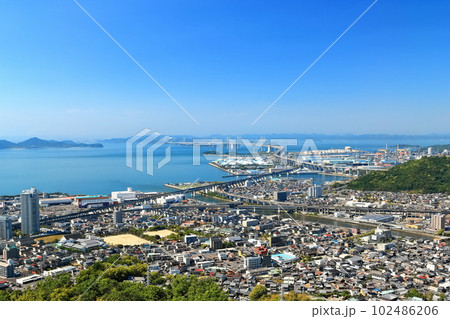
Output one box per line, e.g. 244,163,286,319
0,255,228,301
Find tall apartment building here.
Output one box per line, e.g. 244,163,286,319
0,216,13,240
431,214,446,231
113,210,123,225
20,188,40,235
307,185,322,198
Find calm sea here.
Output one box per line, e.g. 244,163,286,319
0,137,448,196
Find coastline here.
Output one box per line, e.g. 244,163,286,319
208,162,239,175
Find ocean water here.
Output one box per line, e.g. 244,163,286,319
0,144,225,196
0,136,448,196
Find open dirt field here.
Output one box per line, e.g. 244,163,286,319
34,234,64,243
144,229,175,237
104,234,150,246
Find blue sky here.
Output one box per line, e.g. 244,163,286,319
1,0,449,140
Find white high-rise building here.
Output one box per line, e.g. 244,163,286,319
20,188,40,235
307,185,322,198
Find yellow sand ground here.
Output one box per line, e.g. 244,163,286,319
34,234,64,243
104,234,150,246
144,229,175,237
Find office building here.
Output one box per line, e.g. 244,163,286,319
371,226,392,242
242,219,259,227
20,188,40,235
73,195,112,208
3,246,20,260
274,191,287,202
269,235,288,247
0,260,14,278
184,235,198,245
244,256,262,269
431,214,446,231
0,216,13,240
209,237,223,251
307,185,322,198
261,255,272,267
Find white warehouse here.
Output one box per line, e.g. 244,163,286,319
111,187,138,203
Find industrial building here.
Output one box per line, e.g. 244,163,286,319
43,266,76,277
156,194,185,205
356,215,395,224
16,274,43,285
73,195,112,208
39,197,73,207
111,187,138,203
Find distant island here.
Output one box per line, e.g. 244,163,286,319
348,157,450,194
0,137,103,149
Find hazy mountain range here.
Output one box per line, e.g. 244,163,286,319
2,134,449,150
0,138,103,149
100,133,450,143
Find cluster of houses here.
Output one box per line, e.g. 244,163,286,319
1,190,449,301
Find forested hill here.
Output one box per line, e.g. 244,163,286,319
0,255,228,301
347,157,450,194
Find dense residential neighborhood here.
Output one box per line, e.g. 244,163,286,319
1,182,449,301
1,149,449,301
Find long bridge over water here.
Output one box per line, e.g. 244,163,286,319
12,166,297,229
11,160,445,230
